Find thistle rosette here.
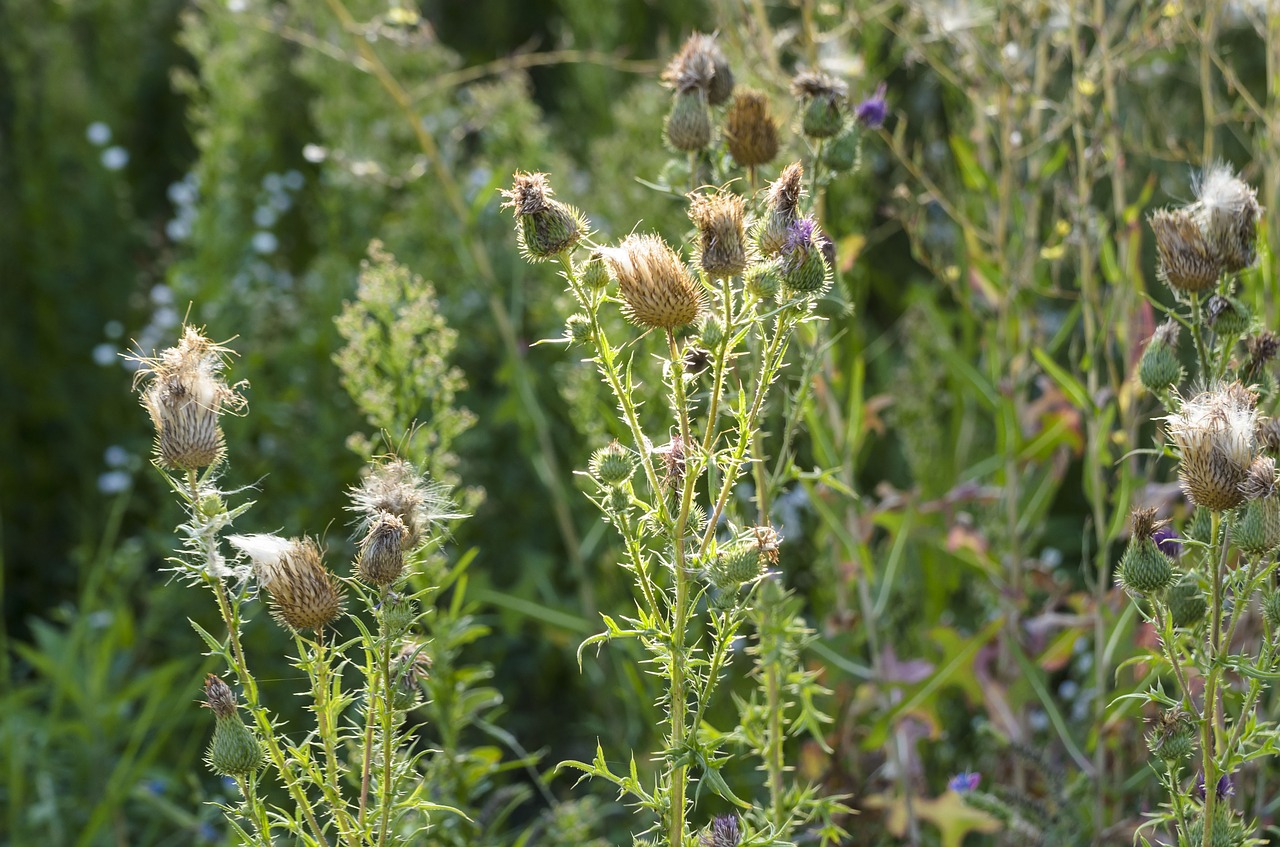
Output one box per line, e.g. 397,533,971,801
501,171,586,262
1165,384,1258,512
131,326,247,472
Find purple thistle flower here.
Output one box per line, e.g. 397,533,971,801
949,771,981,794
1195,772,1233,800
855,82,888,129
783,216,818,256
1153,525,1181,559
702,815,741,847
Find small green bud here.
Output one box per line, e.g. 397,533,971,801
1119,538,1175,594
590,441,635,487
380,591,418,636
208,716,263,777
699,316,725,350
1187,507,1215,546
389,643,429,712
1147,709,1196,762
196,492,226,520
606,485,631,515
665,89,712,152
566,314,592,345
1232,496,1280,556
822,124,861,172
744,261,783,301
501,172,585,262
708,543,764,590
581,252,610,291
783,245,829,295
1166,575,1207,628
1139,323,1182,393
1263,591,1280,632
1207,294,1250,338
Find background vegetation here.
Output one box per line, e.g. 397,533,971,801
7,0,1280,845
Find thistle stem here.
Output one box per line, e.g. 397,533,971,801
668,327,695,847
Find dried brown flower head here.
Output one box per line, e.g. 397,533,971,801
1165,384,1259,511
601,234,705,330
1193,164,1262,273
358,511,409,588
1245,332,1280,384
723,89,779,168
654,435,687,493
1241,455,1279,501
132,326,247,471
688,190,747,278
1257,418,1280,454
790,70,849,101
1129,507,1168,543
350,457,460,551
230,534,344,632
662,32,732,102
1150,207,1222,293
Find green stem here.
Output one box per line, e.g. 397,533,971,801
668,328,695,847
1200,512,1229,847
764,632,785,829
378,637,394,847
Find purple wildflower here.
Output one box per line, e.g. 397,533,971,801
783,216,818,256
854,82,888,129
1152,525,1181,559
949,771,981,794
702,815,741,847
1195,772,1234,800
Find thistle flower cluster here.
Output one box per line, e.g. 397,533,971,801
1149,164,1260,295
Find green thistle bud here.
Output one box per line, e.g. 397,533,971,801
1148,709,1196,762
1233,498,1280,556
1118,508,1175,594
1181,806,1241,847
822,123,861,172
792,71,848,139
745,261,783,301
581,252,610,291
197,492,227,520
1187,507,1215,546
756,163,804,257
380,591,418,636
1166,574,1207,628
501,171,586,262
699,316,725,350
1139,320,1182,393
566,313,592,346
590,441,635,487
708,543,764,589
203,675,261,778
665,89,712,152
389,643,430,712
606,485,631,516
780,218,831,296
1207,294,1250,339
1262,591,1280,632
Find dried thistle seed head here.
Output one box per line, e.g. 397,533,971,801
756,162,805,257
665,88,713,152
203,674,238,720
1165,384,1259,511
589,440,635,487
230,534,344,632
602,234,705,330
131,326,247,471
357,511,408,588
688,190,748,278
702,814,742,847
854,82,889,129
724,89,779,169
791,70,848,138
1241,455,1279,500
750,524,782,564
1193,163,1261,273
662,32,731,102
500,171,586,261
350,457,460,550
1149,207,1222,294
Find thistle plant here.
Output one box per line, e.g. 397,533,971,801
504,32,860,847
1123,165,1275,847
131,323,470,846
